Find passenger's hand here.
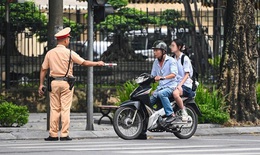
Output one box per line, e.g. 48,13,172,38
38,85,46,96
97,61,105,66
176,85,183,92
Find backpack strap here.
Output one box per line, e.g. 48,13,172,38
181,54,185,66
64,49,72,78
181,54,198,80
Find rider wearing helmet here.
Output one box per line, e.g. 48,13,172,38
151,40,168,62
150,40,178,124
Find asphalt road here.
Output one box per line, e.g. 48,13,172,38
1,134,260,155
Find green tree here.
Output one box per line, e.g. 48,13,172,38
108,0,128,10
160,9,192,45
0,1,47,55
98,1,157,61
0,1,83,56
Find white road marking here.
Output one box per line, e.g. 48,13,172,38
115,147,260,154
1,137,260,155
9,144,222,150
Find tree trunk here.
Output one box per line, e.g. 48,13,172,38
183,0,202,74
212,0,223,82
218,0,260,123
194,1,209,77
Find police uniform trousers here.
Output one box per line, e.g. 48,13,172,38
49,80,73,137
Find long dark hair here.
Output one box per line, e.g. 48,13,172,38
172,38,184,51
171,38,190,57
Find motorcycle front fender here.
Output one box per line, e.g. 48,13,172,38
120,100,141,110
184,98,202,116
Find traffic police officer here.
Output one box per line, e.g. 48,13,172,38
38,27,105,141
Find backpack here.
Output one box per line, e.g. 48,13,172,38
180,54,199,91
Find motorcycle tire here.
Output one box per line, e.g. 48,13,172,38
173,105,198,139
113,106,143,140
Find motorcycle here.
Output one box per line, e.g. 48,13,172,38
113,73,202,140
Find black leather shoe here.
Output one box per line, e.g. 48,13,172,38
134,133,147,140
44,136,58,141
60,136,72,141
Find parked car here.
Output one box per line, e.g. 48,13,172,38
69,40,112,60
129,28,168,61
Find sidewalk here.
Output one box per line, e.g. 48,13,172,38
0,113,260,140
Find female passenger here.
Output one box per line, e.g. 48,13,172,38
170,39,195,122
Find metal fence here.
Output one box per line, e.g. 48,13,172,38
0,4,259,90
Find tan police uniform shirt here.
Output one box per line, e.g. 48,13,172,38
42,44,85,77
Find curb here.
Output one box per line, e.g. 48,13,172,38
1,124,260,140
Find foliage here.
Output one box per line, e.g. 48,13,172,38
208,55,221,69
98,7,157,32
0,101,29,127
0,1,83,43
0,2,47,39
63,17,84,40
256,83,260,105
36,17,84,42
160,9,192,28
116,80,138,105
195,84,229,124
116,80,159,105
99,9,191,34
98,0,157,32
108,0,128,10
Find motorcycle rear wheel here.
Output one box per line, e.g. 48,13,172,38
173,105,198,139
113,106,143,140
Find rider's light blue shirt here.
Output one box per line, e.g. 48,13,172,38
151,55,178,90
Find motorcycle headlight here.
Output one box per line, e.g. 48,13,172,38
135,76,149,84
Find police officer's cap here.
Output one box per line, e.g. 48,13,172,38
55,27,71,40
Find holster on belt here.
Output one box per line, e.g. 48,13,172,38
67,76,76,90
47,77,54,92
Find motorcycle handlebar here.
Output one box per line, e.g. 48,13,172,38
159,77,165,80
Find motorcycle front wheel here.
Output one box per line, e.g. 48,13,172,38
173,105,198,139
113,106,143,140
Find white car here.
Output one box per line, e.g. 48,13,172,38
69,41,112,60
134,49,154,61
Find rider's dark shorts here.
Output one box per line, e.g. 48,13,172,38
182,85,195,98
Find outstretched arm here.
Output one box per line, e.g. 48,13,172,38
81,60,105,67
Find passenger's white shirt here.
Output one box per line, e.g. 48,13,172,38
174,53,193,89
